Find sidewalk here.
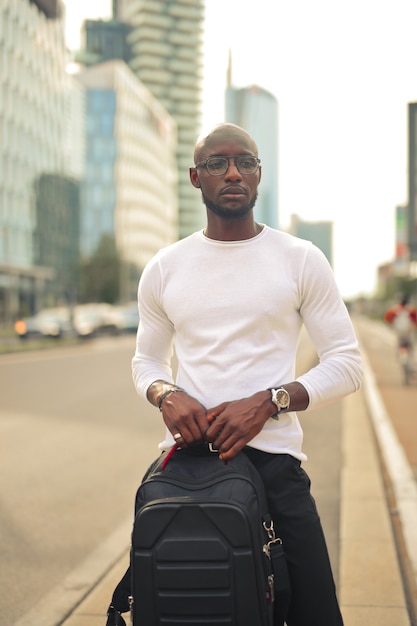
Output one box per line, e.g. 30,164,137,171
354,316,417,624
339,385,410,624
58,320,414,626
59,388,410,626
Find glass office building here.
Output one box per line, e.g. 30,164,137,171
289,214,334,267
0,0,84,323
226,84,279,229
77,60,178,301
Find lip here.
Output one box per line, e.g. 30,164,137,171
220,186,247,196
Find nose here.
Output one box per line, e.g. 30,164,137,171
224,158,241,179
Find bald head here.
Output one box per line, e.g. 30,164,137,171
193,123,258,164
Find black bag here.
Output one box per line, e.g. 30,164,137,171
107,445,291,626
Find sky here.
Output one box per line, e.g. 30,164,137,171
63,0,417,299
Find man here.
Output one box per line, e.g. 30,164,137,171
384,296,417,384
131,123,362,625
384,295,417,349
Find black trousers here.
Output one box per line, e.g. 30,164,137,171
244,448,344,626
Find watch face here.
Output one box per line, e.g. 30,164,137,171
276,389,290,408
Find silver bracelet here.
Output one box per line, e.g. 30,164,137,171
158,387,184,412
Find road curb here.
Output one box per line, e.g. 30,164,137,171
14,518,132,626
361,348,417,622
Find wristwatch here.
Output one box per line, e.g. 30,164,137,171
269,387,290,420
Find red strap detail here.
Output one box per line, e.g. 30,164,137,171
161,444,179,470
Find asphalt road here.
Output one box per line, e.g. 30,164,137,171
0,332,342,625
0,336,164,625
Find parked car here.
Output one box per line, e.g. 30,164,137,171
14,303,140,341
113,302,140,333
14,307,72,339
72,303,129,338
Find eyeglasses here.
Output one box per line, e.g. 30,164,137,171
195,155,261,176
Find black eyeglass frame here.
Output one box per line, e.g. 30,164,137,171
195,155,261,176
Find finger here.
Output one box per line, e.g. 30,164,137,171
205,418,224,441
207,402,228,422
206,412,217,424
218,438,246,462
192,408,212,437
206,406,229,435
168,427,187,448
211,419,250,459
186,414,210,443
172,412,208,445
169,422,194,446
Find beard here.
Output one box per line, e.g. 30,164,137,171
202,191,258,220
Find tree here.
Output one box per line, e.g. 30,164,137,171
79,235,121,304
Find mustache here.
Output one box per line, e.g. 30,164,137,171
220,185,247,195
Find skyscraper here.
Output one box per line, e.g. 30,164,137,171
407,102,417,262
0,0,84,322
289,214,333,267
225,62,279,229
116,0,205,238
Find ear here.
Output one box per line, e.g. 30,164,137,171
189,167,201,188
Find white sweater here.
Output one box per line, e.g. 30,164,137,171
132,226,362,460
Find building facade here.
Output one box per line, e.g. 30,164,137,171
289,214,333,267
78,18,132,67
119,0,205,238
77,60,178,301
225,83,279,229
394,204,410,274
0,0,84,323
407,102,417,262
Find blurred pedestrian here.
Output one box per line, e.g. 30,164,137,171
384,295,417,350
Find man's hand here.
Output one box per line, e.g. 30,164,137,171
205,391,272,461
160,390,210,447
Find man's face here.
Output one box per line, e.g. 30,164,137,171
190,132,261,220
